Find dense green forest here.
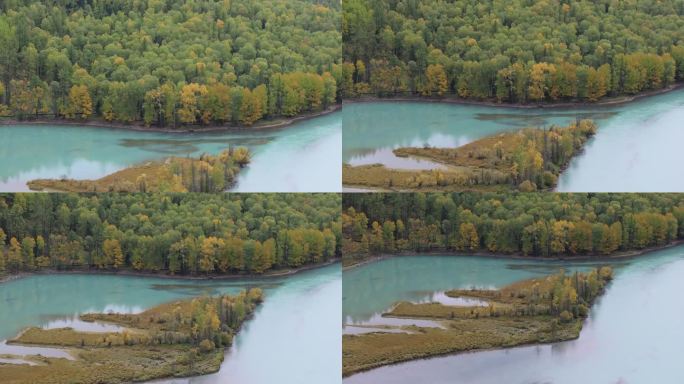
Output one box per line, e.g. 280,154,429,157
0,193,341,276
343,0,684,102
343,193,684,261
0,0,341,127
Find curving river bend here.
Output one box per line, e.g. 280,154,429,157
342,246,684,384
0,263,341,384
343,88,684,192
0,112,341,193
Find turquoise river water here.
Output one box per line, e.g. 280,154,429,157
0,263,341,384
343,245,684,384
0,112,341,193
343,89,684,192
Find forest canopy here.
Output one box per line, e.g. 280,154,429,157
0,193,341,276
0,0,341,126
342,0,684,102
343,193,684,261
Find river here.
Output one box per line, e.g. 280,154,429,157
343,89,684,192
0,112,341,193
343,246,684,383
0,263,341,384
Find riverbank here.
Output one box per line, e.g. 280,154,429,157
344,83,684,110
0,104,341,133
0,258,340,285
342,240,684,271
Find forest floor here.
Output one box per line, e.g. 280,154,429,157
344,83,684,109
27,157,194,193
0,293,259,383
342,270,610,376
0,104,341,133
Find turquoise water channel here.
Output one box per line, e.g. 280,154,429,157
0,112,341,192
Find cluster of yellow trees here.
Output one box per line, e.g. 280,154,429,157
0,193,341,276
2,71,337,127
139,72,337,127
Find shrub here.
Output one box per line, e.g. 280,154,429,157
542,171,558,188
518,180,537,192
199,339,215,353
559,310,573,323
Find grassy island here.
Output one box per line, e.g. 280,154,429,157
0,288,263,383
343,120,596,192
27,147,251,193
343,268,613,376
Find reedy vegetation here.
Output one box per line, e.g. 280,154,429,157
0,0,341,126
0,193,341,276
343,0,684,102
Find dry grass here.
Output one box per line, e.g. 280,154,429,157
28,158,193,192
10,327,145,348
0,345,223,384
343,316,580,376
81,299,194,332
342,164,509,191
27,147,250,193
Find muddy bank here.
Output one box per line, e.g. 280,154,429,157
344,83,683,110
0,105,341,133
0,259,340,284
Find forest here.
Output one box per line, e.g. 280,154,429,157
343,193,684,262
343,0,684,102
0,0,341,127
0,193,341,276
